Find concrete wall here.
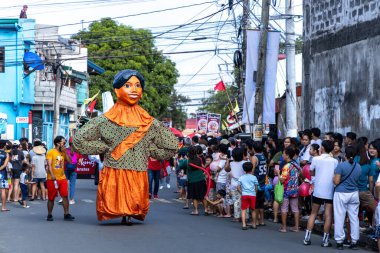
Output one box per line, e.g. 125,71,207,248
303,0,380,140
34,79,77,111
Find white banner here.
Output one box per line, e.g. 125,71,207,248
242,30,280,125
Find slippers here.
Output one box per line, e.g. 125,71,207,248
259,223,266,226
278,228,287,233
242,226,248,230
190,212,199,216
251,226,257,229
182,206,189,209
1,209,10,212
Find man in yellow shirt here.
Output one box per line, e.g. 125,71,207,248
46,136,74,221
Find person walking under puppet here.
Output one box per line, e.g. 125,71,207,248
72,69,178,225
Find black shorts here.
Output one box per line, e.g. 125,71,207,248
11,169,21,179
255,190,265,209
312,195,333,205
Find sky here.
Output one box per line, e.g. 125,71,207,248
0,0,303,115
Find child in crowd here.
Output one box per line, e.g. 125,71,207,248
206,189,227,217
225,148,245,222
238,162,258,230
19,163,33,208
205,155,216,215
178,154,188,209
216,144,229,192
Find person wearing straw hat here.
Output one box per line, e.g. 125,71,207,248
31,143,47,201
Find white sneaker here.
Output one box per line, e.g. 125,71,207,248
58,198,63,204
159,186,164,190
23,205,30,208
69,200,75,205
166,184,171,189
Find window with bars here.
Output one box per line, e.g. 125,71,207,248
0,47,4,73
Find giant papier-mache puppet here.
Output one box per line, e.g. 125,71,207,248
72,69,178,224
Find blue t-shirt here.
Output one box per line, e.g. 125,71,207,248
0,150,8,180
334,161,361,193
354,156,375,192
372,158,380,183
238,174,258,196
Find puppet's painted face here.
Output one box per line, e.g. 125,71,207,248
114,76,143,105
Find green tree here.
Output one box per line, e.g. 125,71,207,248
73,18,180,117
279,36,303,54
159,90,190,130
198,84,239,122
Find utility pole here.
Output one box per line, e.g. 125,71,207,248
285,0,297,137
53,58,62,138
254,0,270,131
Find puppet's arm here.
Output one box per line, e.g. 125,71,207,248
72,116,109,155
149,121,178,160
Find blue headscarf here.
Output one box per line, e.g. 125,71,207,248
113,69,145,89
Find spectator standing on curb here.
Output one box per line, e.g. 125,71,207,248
63,137,81,205
279,147,301,233
19,164,32,208
46,136,74,221
299,130,312,167
19,5,28,18
148,157,162,199
31,144,47,201
238,162,258,230
303,140,338,247
9,141,25,202
248,141,267,226
333,146,361,250
0,140,10,211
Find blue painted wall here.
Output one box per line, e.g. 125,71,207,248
0,18,36,140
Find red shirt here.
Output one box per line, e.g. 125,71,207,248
148,157,162,171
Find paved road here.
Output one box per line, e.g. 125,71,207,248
0,178,370,253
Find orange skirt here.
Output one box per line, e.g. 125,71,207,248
96,167,149,221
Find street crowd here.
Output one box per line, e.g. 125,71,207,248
2,128,380,251
0,137,78,221
166,129,380,251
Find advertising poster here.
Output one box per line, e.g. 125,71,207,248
76,155,97,179
196,112,208,132
207,113,221,133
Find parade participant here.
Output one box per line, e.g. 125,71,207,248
46,136,74,221
72,69,178,224
0,140,10,212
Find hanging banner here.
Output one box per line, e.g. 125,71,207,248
242,30,281,125
196,112,208,132
207,113,221,134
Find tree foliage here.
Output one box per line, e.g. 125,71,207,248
159,90,190,130
198,85,239,122
279,36,303,55
73,18,188,119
